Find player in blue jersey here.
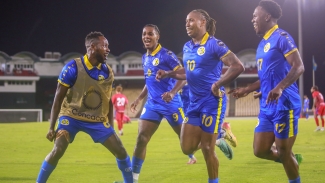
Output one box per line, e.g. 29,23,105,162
177,56,236,161
36,32,133,183
303,95,309,119
156,10,244,183
228,1,304,183
128,24,196,183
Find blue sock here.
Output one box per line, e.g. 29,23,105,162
36,160,56,183
188,154,194,158
116,156,133,183
289,176,301,183
132,156,144,174
208,178,219,183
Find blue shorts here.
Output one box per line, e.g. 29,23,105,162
140,102,184,127
255,108,300,139
185,94,227,134
56,116,115,143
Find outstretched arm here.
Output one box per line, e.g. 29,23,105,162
212,52,245,96
266,51,304,104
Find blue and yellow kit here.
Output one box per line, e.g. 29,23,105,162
182,33,229,134
255,25,301,138
140,44,184,126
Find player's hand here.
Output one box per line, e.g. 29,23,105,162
228,87,249,99
130,99,140,113
266,87,283,104
46,128,56,142
155,69,168,82
253,91,262,99
211,83,224,97
161,91,175,103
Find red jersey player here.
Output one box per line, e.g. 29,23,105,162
112,85,129,135
311,86,325,131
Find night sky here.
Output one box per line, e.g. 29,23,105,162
1,0,324,95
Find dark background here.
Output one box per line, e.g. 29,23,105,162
1,0,324,97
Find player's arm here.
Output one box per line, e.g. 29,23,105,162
108,96,114,128
274,51,304,91
212,52,245,96
156,68,186,81
161,68,187,103
228,80,261,99
47,83,69,141
130,85,148,113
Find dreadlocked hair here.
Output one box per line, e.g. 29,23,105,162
144,24,160,35
193,9,216,36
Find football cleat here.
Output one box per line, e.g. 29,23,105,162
216,138,233,160
222,122,237,147
187,156,197,165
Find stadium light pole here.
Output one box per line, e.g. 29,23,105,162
297,0,304,105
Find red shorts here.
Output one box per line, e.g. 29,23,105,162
317,103,325,116
115,112,124,122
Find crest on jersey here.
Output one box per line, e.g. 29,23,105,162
152,58,159,66
197,46,205,56
264,43,270,53
147,69,152,76
61,119,69,125
98,75,105,84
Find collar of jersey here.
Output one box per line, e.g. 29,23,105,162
83,55,101,70
190,32,209,46
263,24,278,40
147,44,162,56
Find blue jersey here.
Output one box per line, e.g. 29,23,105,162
142,44,182,108
303,98,309,110
179,83,190,113
58,55,110,87
183,32,230,103
256,25,301,111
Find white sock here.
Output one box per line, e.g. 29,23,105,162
215,139,221,146
133,173,139,180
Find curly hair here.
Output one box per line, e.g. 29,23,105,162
259,0,282,19
85,31,104,47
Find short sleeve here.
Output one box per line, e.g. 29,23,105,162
58,60,77,88
212,39,231,60
165,51,181,71
278,33,298,57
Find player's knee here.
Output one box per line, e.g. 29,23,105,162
49,145,65,160
136,133,151,147
253,148,267,158
201,145,214,156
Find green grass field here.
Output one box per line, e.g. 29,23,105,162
0,118,324,183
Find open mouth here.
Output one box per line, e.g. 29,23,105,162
143,39,151,46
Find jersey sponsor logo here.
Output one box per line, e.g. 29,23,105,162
71,108,106,122
152,58,159,66
141,108,146,115
197,46,205,56
61,119,69,125
264,42,270,53
98,75,105,84
147,69,152,76
280,32,288,36
82,89,102,110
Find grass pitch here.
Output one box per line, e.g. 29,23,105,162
0,118,324,183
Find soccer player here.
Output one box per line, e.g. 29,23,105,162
303,95,310,120
129,24,195,183
178,57,236,161
112,85,129,136
156,9,244,183
36,32,133,183
228,1,304,182
311,86,325,131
